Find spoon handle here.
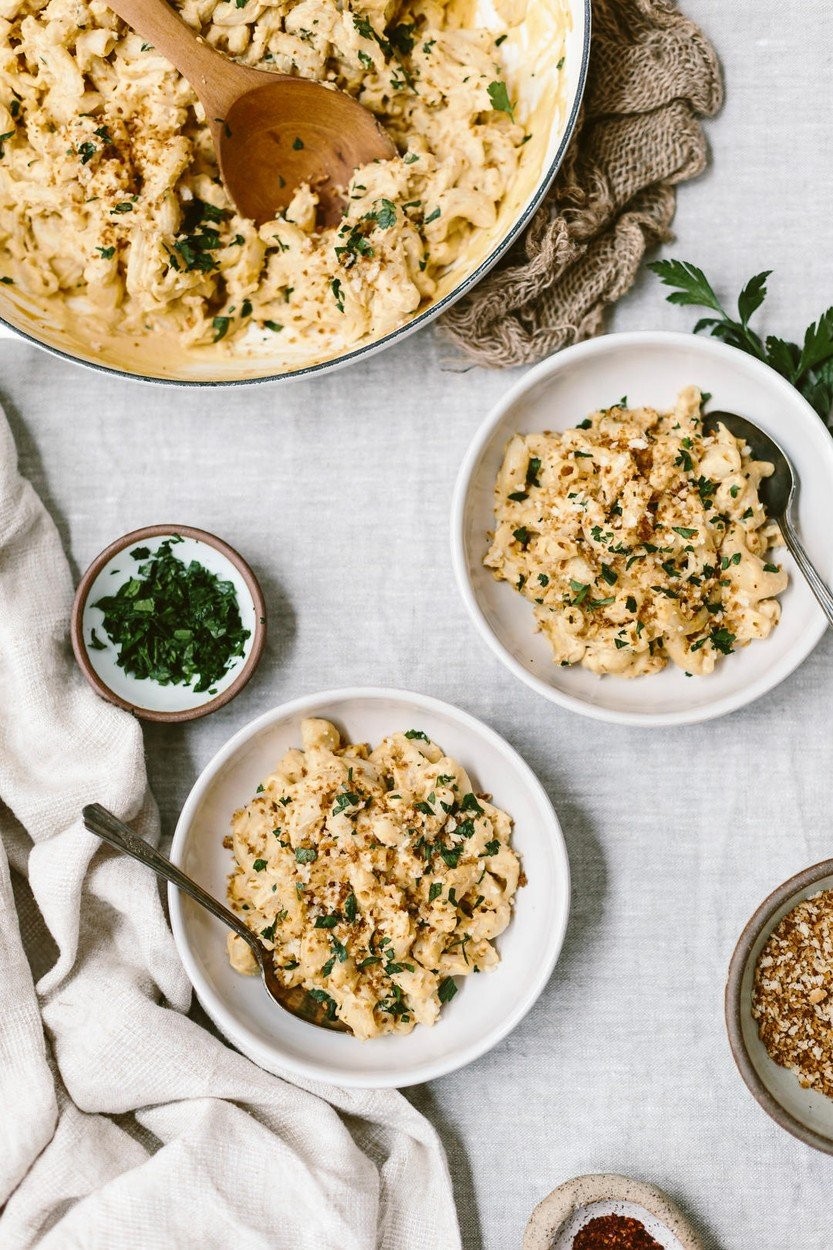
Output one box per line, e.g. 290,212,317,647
104,0,250,116
82,803,262,955
780,512,833,627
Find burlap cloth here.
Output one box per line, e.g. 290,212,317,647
441,0,723,367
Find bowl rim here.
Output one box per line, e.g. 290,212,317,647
0,0,591,388
167,685,572,1087
71,522,267,723
724,857,833,1155
450,329,832,728
522,1173,705,1250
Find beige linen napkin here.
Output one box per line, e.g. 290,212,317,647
0,409,460,1250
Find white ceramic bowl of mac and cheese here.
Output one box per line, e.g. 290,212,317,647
452,332,833,727
0,0,589,385
169,687,570,1086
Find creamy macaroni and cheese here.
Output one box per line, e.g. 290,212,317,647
485,387,788,678
0,0,532,356
225,717,521,1038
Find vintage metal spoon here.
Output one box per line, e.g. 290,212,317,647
105,0,395,227
82,803,348,1032
703,410,833,625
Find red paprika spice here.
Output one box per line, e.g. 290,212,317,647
572,1213,664,1250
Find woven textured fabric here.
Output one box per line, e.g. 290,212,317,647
440,0,723,367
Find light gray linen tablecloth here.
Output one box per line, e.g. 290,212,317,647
5,2,833,1246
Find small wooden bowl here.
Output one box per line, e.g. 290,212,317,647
71,524,267,723
523,1174,704,1249
725,858,833,1154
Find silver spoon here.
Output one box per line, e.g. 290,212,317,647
82,803,348,1033
702,410,833,626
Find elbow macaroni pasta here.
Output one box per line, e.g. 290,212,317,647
225,717,521,1039
0,0,532,359
485,387,788,678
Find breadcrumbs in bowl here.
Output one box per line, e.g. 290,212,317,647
753,890,833,1098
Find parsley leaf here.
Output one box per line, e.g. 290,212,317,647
487,80,514,119
650,259,833,424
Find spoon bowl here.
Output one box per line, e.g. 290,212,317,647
82,803,349,1032
219,77,395,228
703,408,833,626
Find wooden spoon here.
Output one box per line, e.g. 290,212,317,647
106,0,396,227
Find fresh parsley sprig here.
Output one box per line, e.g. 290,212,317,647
649,259,833,425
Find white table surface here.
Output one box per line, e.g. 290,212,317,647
6,3,833,1246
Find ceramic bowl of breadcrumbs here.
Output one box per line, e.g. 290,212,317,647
726,858,833,1153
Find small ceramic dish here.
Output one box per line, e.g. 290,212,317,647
451,331,833,727
523,1174,704,1250
168,687,571,1088
725,858,833,1154
71,524,266,723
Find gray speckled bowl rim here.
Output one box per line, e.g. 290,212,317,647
725,856,833,1156
523,1173,705,1250
0,2,591,388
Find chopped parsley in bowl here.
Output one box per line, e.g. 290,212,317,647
72,525,266,722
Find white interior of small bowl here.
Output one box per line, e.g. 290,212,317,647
168,689,570,1087
455,332,833,726
0,0,587,383
739,872,833,1148
551,1200,685,1250
82,534,258,714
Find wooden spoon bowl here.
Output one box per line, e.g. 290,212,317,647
106,0,395,226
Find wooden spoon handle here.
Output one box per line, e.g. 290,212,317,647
105,0,251,116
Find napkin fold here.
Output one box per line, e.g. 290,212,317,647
0,408,460,1250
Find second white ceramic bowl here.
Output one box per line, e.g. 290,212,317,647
452,331,833,727
169,687,570,1087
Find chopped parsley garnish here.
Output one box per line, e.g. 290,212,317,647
96,246,115,259
438,976,458,1003
314,912,341,929
294,846,318,864
487,80,513,119
88,628,107,650
513,526,532,549
292,136,304,150
260,922,277,941
710,626,736,654
307,988,339,1021
332,790,360,815
78,141,96,164
763,562,780,573
0,131,14,159
90,537,250,692
331,277,345,313
344,892,358,922
672,526,697,539
525,456,542,488
404,729,430,741
212,315,230,342
428,881,443,902
252,859,267,872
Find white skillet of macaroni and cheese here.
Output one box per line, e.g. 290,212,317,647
225,716,521,1038
0,0,581,379
485,387,788,678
